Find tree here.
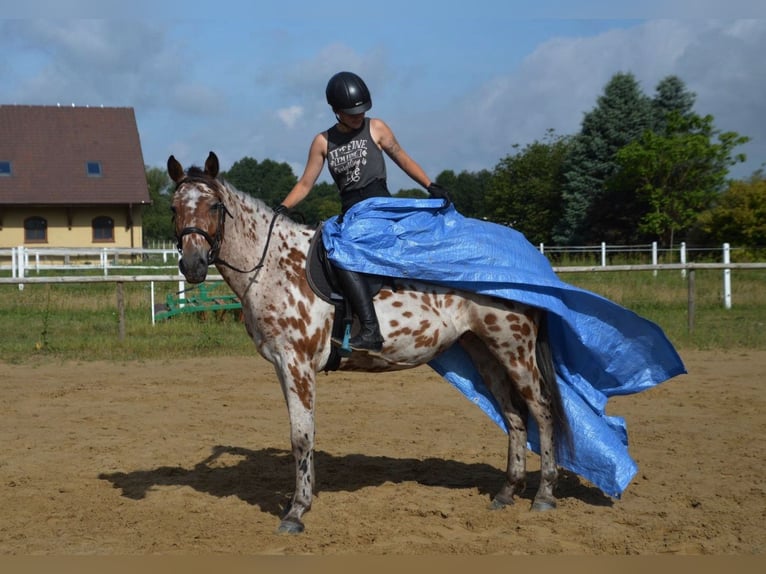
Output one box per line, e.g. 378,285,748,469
141,166,174,245
294,181,341,226
222,157,297,208
652,75,696,132
554,72,654,244
486,130,572,244
439,169,492,220
613,112,750,247
395,186,428,199
695,173,766,248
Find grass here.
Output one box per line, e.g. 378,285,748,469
562,267,766,350
0,266,764,364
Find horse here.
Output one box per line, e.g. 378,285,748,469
167,151,571,534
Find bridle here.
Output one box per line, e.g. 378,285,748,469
175,200,230,266
174,180,279,278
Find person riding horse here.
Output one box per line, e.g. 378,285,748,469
276,71,449,352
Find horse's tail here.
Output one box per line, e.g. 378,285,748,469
536,312,574,459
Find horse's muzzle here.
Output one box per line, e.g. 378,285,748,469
179,253,209,284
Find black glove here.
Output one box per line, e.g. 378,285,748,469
427,183,451,206
274,204,289,216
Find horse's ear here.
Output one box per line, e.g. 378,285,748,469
205,151,219,178
167,155,184,183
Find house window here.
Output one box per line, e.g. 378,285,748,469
86,161,102,177
24,217,48,243
92,216,114,242
0,161,11,176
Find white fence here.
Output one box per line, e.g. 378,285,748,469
1,242,764,337
0,242,756,308
1,242,745,275
0,246,179,278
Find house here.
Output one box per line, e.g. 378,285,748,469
0,105,150,251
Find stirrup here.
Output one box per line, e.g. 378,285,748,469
347,330,384,352
332,323,352,357
331,329,383,354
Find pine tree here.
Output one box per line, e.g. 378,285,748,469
554,72,654,244
652,75,696,132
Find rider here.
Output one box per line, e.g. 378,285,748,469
275,71,449,353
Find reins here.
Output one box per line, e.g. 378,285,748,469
214,209,280,279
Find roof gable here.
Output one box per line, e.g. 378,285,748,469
0,105,150,205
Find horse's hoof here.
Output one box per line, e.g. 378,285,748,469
277,519,305,534
531,499,556,512
489,497,513,510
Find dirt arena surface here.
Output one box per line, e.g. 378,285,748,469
0,349,764,556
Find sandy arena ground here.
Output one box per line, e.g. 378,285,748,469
0,349,764,555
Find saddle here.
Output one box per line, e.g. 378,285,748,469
305,224,386,371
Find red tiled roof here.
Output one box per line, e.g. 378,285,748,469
0,105,150,205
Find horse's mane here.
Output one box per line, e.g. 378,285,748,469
181,166,308,228
178,165,219,190
218,176,301,226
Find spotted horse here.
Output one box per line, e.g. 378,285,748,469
168,151,571,534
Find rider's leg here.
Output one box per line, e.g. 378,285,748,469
335,267,383,352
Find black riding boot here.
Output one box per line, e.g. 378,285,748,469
335,268,383,352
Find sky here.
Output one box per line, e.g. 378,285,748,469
2,1,765,195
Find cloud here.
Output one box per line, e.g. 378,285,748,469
2,15,763,195
277,105,303,128
2,21,171,106
401,19,766,190
0,19,233,114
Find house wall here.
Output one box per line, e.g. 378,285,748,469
0,206,144,249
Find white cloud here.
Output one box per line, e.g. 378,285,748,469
277,105,303,128
3,15,763,193
401,19,766,190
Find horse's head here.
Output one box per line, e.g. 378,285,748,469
168,151,231,284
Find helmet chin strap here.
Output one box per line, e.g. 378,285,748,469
334,111,355,131
334,107,367,131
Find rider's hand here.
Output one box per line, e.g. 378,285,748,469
274,204,289,216
427,183,451,207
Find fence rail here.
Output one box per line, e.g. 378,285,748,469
1,263,764,338
0,241,753,275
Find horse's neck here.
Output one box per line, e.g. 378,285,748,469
218,187,309,294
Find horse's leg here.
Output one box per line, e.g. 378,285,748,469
273,362,316,534
459,333,528,509
468,307,560,511
509,314,559,511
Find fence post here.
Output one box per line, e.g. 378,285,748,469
680,242,687,278
539,242,544,255
652,241,658,277
102,248,108,277
723,243,731,309
18,246,25,291
150,281,156,326
178,279,185,308
687,269,695,334
116,281,126,341
601,242,606,267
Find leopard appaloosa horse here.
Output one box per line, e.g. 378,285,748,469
168,151,570,534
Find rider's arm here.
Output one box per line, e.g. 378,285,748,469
279,133,327,209
371,118,431,189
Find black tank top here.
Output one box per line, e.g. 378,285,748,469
326,118,387,194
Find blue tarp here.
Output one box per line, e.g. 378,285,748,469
322,197,686,498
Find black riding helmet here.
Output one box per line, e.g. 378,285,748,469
325,71,372,114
